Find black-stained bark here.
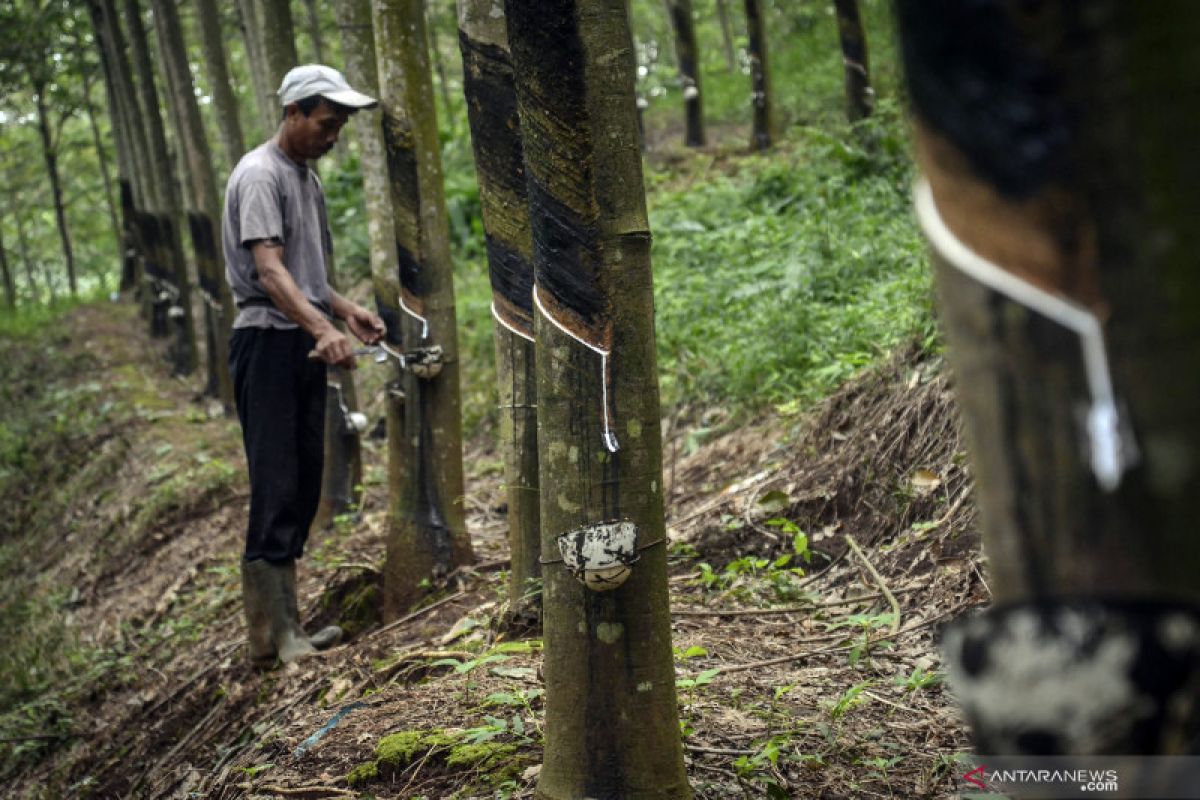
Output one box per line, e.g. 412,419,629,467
666,0,705,147
123,0,197,373
743,0,774,149
373,0,473,618
153,0,235,406
505,0,691,797
457,0,541,622
0,218,13,308
834,0,873,122
898,0,1200,758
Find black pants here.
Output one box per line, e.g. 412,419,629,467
229,327,326,563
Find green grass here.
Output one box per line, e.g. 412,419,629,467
648,103,935,412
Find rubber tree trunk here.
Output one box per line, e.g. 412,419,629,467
236,0,277,137
715,0,735,73
81,73,123,284
193,0,247,171
123,0,198,374
255,0,299,93
457,0,541,624
152,0,236,408
373,0,473,619
33,87,78,297
0,218,14,308
301,0,325,62
898,0,1200,758
834,0,872,122
665,0,704,147
743,0,773,150
7,187,41,305
88,0,149,299
334,0,406,546
505,1,692,797
425,0,457,133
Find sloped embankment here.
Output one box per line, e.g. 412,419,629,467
2,306,984,798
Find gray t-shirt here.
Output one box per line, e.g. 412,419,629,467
223,141,335,329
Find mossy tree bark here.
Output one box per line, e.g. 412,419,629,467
505,1,691,796
743,0,773,150
899,0,1200,755
456,0,541,624
334,0,404,539
665,0,704,147
193,0,246,172
833,0,872,122
123,0,197,375
151,0,236,409
373,0,473,619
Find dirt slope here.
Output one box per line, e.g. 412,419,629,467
1,305,985,799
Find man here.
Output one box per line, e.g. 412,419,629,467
223,64,386,665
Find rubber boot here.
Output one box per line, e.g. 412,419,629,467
241,560,275,665
284,560,342,651
243,559,315,664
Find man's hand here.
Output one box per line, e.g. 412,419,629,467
344,305,387,345
313,326,357,368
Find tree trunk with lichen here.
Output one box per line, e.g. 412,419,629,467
456,0,541,624
505,1,691,797
335,0,400,489
665,0,704,147
373,0,473,619
334,0,405,539
743,0,773,150
152,0,236,408
834,0,872,122
124,0,197,374
899,0,1200,760
193,0,246,172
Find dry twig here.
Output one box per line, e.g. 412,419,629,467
845,534,901,634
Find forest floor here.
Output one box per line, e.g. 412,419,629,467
1,300,986,799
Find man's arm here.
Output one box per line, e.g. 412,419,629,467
329,290,386,346
251,240,355,366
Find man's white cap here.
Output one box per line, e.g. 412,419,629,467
277,64,378,109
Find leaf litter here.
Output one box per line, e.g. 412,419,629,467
2,309,984,798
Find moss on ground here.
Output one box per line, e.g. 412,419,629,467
345,729,524,790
